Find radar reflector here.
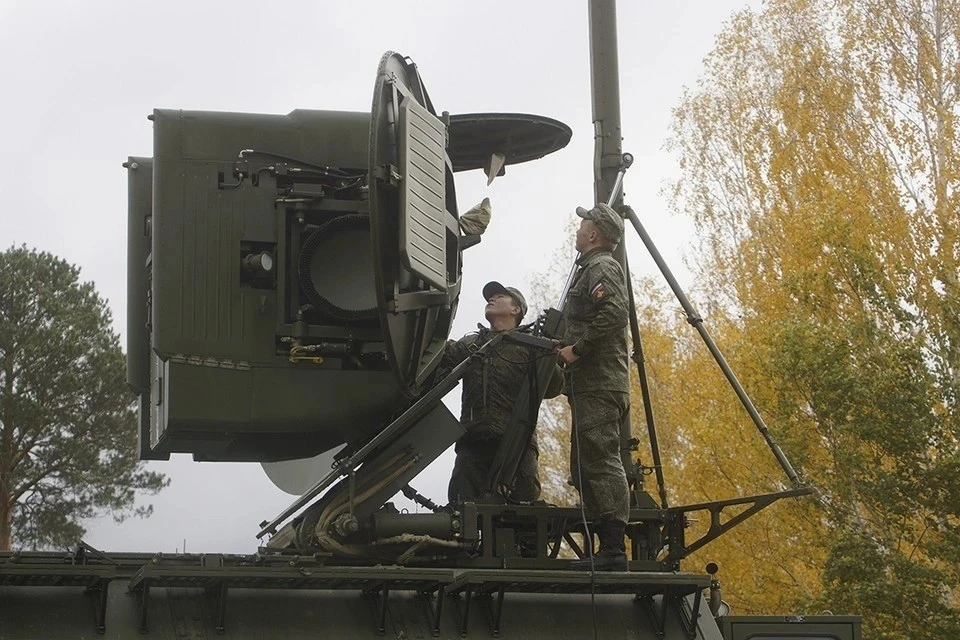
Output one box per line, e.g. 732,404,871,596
369,52,459,396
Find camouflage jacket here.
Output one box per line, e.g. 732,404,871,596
440,326,563,450
561,248,630,393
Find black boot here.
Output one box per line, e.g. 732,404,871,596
567,520,628,572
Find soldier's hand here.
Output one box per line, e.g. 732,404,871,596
558,345,579,365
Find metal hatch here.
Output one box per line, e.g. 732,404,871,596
369,52,460,396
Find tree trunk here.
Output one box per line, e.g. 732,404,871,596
1,357,14,549
0,492,11,550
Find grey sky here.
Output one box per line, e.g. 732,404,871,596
0,0,759,552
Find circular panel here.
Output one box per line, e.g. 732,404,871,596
299,215,378,320
447,113,573,173
261,445,345,496
368,52,458,396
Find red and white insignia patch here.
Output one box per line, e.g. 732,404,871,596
591,282,606,301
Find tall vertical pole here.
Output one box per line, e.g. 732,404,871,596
588,0,623,210
587,0,635,486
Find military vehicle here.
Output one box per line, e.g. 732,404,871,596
0,1,862,638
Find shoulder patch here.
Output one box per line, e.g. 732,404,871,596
591,282,606,301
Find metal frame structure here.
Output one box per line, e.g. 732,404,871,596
1,545,713,637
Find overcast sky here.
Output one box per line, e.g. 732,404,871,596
1,0,760,553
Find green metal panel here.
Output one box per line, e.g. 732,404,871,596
399,95,447,291
0,552,726,640
0,584,727,639
153,357,402,461
125,157,165,460
125,156,152,394
719,615,862,640
142,107,406,461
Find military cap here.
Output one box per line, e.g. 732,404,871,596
576,202,624,244
482,281,528,321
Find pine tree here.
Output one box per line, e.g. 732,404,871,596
0,246,167,549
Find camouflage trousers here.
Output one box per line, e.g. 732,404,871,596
568,390,630,525
448,441,541,504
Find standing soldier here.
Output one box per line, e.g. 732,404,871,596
442,282,563,505
557,203,631,571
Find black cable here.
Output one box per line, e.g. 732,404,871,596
237,149,361,177
569,371,600,640
282,168,366,192
332,176,366,191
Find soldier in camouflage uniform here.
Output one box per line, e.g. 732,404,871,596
557,203,631,571
442,282,563,504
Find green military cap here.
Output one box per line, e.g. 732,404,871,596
482,281,528,321
576,202,624,244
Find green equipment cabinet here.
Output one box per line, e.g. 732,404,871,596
720,615,862,640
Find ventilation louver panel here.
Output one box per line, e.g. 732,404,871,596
398,98,447,291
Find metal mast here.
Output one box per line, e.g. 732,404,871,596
586,1,802,491
588,0,623,210
587,0,671,507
